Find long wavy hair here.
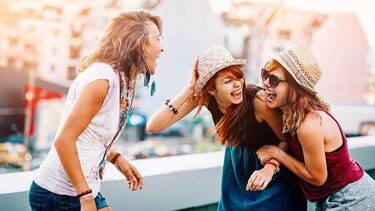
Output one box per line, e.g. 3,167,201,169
196,65,258,146
265,59,330,135
77,10,162,84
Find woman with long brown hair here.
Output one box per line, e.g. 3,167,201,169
147,46,306,210
29,10,163,211
257,45,375,210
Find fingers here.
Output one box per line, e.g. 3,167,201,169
132,167,144,190
259,178,271,191
124,167,143,191
117,159,143,191
246,176,254,191
250,175,263,191
247,172,271,191
246,173,257,191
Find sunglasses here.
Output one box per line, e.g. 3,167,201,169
261,68,287,88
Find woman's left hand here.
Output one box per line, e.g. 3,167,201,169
246,166,274,191
115,157,143,191
257,145,281,165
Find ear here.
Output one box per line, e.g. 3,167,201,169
208,90,215,96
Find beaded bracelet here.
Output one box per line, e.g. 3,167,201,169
110,152,121,164
165,99,179,115
76,189,92,199
265,160,280,173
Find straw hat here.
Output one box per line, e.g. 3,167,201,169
273,45,322,94
195,46,246,94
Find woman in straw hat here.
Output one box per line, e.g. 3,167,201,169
147,46,306,210
257,45,375,210
29,10,163,211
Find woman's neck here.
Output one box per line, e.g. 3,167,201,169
217,101,230,114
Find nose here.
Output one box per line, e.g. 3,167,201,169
234,80,242,88
263,77,271,88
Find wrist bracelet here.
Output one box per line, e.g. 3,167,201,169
76,189,92,198
265,160,280,173
110,152,121,164
165,99,179,114
79,193,93,200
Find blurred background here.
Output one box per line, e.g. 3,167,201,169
0,0,374,175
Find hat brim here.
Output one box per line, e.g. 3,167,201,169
273,55,317,94
194,59,246,94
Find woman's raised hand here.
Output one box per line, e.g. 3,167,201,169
187,57,199,91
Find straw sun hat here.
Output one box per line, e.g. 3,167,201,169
194,46,246,94
273,45,322,94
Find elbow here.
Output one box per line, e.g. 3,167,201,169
311,175,327,187
146,123,160,133
54,138,64,152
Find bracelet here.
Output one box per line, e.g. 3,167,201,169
76,189,92,198
265,160,280,173
110,152,121,164
79,193,93,200
165,99,179,114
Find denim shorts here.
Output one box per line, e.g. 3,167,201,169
29,181,109,211
315,173,375,211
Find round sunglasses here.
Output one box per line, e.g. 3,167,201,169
261,68,287,88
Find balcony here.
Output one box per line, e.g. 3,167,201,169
1,136,375,211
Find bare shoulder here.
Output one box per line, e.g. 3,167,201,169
80,79,110,104
297,112,324,139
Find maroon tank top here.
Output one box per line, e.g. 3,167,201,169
288,111,364,201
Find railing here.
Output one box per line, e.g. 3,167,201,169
1,136,375,211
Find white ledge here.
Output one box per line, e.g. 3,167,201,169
0,136,374,211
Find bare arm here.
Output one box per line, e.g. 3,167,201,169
258,114,328,186
147,87,198,132
247,92,286,191
253,94,287,166
147,59,199,132
54,80,108,202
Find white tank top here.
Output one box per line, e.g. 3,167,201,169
34,62,120,197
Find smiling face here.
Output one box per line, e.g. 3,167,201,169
262,60,290,111
211,67,244,112
145,21,163,75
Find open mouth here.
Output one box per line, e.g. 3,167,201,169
265,89,277,102
231,89,242,98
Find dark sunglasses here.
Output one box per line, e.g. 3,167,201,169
261,68,287,88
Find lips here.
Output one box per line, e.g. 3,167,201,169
266,89,277,103
231,89,242,98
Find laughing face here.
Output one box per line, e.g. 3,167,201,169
262,66,289,111
211,71,244,112
145,21,163,75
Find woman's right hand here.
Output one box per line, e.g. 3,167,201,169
80,196,96,211
187,57,199,91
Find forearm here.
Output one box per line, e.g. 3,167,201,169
107,150,121,163
277,150,325,186
266,141,288,168
54,139,90,194
147,86,196,132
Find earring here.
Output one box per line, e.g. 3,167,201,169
150,81,156,97
143,71,150,87
209,91,214,96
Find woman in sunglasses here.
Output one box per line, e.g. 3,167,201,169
257,45,375,210
29,11,163,211
147,46,306,210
